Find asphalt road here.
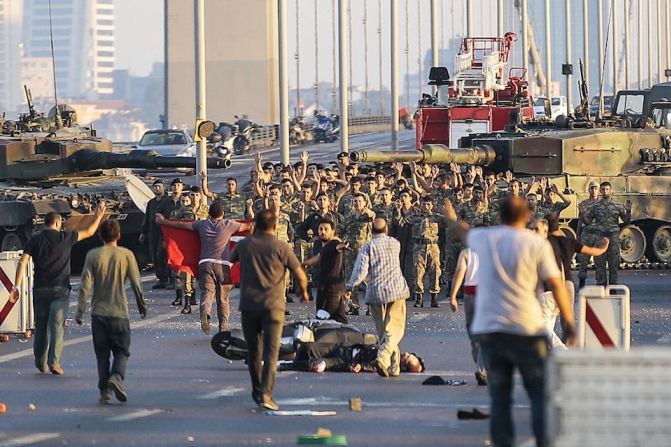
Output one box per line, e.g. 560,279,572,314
1,270,670,447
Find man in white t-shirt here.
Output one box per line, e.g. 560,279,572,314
448,196,575,447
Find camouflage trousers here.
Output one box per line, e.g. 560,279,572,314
413,243,441,295
595,234,620,286
175,271,196,296
344,249,365,306
576,230,599,281
443,236,464,282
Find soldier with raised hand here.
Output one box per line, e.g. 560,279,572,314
201,173,247,220
581,181,632,286
457,185,489,226
268,194,295,311
409,196,446,308
337,193,375,314
576,181,601,288
536,183,571,217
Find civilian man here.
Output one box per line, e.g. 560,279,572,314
11,203,106,375
156,202,253,335
75,220,147,404
449,197,576,447
231,210,309,411
345,217,410,378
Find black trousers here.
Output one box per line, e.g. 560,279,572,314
316,289,348,323
241,309,285,401
148,233,169,283
92,315,131,392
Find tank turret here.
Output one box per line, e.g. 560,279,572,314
0,134,230,181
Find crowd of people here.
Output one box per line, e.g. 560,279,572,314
10,147,634,447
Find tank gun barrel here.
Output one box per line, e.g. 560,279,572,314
71,149,231,171
349,144,496,165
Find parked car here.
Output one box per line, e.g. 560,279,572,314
136,129,196,157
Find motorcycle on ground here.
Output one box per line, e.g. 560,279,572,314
233,115,260,155
313,113,339,144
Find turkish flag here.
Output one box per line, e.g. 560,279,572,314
160,220,251,285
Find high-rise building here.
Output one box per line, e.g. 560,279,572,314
22,0,115,100
0,0,23,113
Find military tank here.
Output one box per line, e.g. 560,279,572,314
350,108,671,265
0,102,230,269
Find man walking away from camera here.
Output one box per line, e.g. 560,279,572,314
449,197,576,447
345,217,410,378
75,220,147,404
11,203,106,376
231,210,309,411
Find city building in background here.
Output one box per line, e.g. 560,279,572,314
0,0,23,113
22,0,115,99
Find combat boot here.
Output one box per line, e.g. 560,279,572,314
181,300,191,314
413,293,424,308
171,289,183,306
430,293,440,308
189,293,197,305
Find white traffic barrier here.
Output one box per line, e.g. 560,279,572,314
577,285,630,350
547,348,671,447
0,251,34,334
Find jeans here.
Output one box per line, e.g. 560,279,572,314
241,309,284,402
478,333,549,447
33,287,70,371
198,262,233,331
92,315,131,392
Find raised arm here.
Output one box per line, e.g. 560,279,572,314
200,171,214,199
77,202,107,241
155,214,195,230
449,250,469,312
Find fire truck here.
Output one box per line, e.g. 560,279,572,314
415,32,534,148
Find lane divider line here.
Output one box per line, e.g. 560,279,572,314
106,409,163,422
0,433,60,447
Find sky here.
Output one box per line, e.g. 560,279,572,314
114,0,164,76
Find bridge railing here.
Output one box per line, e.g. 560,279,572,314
249,115,392,147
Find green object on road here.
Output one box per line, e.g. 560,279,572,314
296,434,348,445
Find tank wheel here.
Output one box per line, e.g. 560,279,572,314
651,225,671,263
1,232,25,252
619,225,646,263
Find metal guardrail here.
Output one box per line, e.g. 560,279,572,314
113,117,393,148
248,115,392,147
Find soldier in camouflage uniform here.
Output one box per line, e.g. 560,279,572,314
372,187,395,222
169,194,201,314
140,179,171,288
268,194,295,308
535,184,571,218
457,186,489,226
337,193,375,313
337,177,371,216
576,181,601,288
582,182,632,286
201,175,248,220
409,196,447,308
188,186,210,220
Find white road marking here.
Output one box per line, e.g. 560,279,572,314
0,311,180,364
0,433,60,447
276,397,528,409
106,409,163,422
197,386,246,400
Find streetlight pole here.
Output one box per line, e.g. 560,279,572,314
391,0,399,151
315,0,319,111
624,0,630,88
430,0,438,95
278,0,290,165
295,0,301,117
522,0,529,81
364,0,370,115
583,0,589,87
566,0,573,113
417,0,422,96
405,0,410,109
332,0,337,114
466,0,473,37
545,0,552,98
638,0,643,89
612,0,618,94
339,0,349,152
378,0,383,115
498,0,504,37
194,0,207,177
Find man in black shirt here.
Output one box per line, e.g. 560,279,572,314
302,220,349,323
230,210,309,411
140,179,170,289
11,203,106,375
